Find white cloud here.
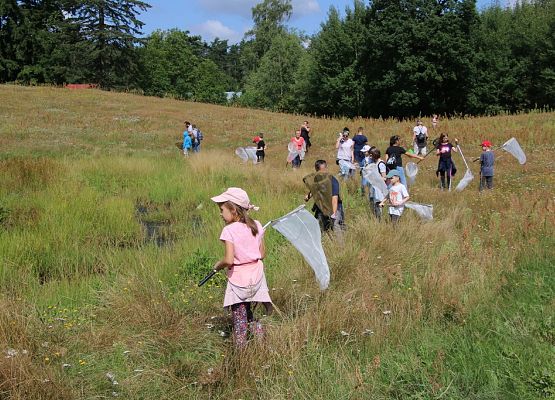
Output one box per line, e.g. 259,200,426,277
193,19,243,43
198,0,258,19
198,0,321,20
292,0,321,17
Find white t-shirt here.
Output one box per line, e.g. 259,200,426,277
337,138,354,161
413,125,428,138
388,182,409,216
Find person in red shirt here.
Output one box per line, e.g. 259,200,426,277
290,130,305,168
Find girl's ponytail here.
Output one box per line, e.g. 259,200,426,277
243,214,259,236
223,201,259,236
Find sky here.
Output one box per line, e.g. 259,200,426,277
139,0,497,44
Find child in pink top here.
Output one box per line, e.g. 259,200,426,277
211,187,272,348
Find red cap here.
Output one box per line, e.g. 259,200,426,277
481,140,492,147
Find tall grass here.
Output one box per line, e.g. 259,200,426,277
0,85,553,399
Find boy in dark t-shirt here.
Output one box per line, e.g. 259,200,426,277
256,133,266,163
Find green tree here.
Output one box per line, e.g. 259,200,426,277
306,3,367,117
359,0,478,117
69,0,150,87
138,29,198,98
0,0,22,81
190,59,227,104
240,32,303,110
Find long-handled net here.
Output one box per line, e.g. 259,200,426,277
235,147,258,164
405,162,418,185
502,137,526,165
198,205,330,290
455,145,474,191
338,159,356,177
405,202,433,220
362,163,388,195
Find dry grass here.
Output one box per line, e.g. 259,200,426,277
0,85,554,399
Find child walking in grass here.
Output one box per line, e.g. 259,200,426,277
436,133,459,190
211,187,272,349
369,148,387,220
182,131,192,156
379,170,409,225
479,140,494,191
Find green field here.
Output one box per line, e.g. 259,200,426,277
0,85,554,399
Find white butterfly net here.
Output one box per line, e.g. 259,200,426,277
455,169,474,191
405,202,433,221
235,146,258,164
269,205,330,290
362,163,388,197
455,145,474,191
405,162,418,184
502,137,526,165
338,159,356,177
287,141,306,162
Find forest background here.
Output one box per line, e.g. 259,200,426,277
1,0,554,119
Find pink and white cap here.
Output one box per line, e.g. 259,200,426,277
211,187,259,211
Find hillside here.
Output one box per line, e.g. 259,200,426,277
0,85,554,399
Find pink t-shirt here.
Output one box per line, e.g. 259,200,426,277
219,220,264,287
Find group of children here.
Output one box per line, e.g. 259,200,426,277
208,136,496,349
182,121,204,156
346,131,495,224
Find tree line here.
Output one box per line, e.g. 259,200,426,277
1,0,553,118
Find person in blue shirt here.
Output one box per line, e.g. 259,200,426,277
352,127,368,167
479,140,495,191
183,131,193,157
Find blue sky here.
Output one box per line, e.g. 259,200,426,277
140,0,496,44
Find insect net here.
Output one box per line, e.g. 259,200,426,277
362,163,388,198
455,168,474,191
405,162,418,184
455,145,474,191
302,172,334,217
502,137,526,165
405,202,433,221
235,147,258,164
287,142,306,162
269,205,330,290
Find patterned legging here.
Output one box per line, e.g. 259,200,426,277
231,302,264,348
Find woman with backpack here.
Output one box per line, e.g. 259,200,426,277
385,135,423,187
412,120,428,156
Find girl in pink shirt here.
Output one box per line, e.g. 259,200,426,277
211,187,272,348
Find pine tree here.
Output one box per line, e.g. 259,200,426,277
0,0,22,81
69,0,150,87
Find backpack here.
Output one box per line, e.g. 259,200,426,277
416,129,426,146
386,154,396,172
377,161,387,177
196,129,203,141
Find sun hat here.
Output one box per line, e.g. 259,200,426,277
386,170,400,179
361,145,371,153
481,140,492,147
211,187,259,210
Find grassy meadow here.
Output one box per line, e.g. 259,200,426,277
0,84,554,399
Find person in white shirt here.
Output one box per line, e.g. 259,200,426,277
412,120,428,156
379,169,409,225
335,127,355,178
